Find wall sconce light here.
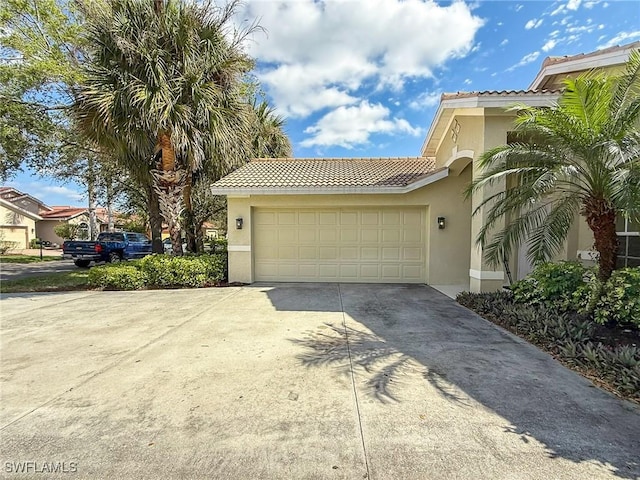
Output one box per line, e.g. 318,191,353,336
235,217,243,230
437,216,446,230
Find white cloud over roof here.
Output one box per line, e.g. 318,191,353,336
300,101,422,149
238,0,484,119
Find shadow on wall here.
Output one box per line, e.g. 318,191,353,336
263,283,640,479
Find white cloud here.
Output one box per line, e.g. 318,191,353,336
515,4,524,12
301,101,421,148
506,51,540,72
525,18,544,29
409,91,442,110
500,38,509,46
542,39,557,52
598,31,640,49
550,5,566,16
238,0,484,118
566,0,582,10
463,78,472,85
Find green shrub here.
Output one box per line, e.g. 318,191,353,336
512,261,594,312
88,264,147,290
594,268,640,328
139,253,226,288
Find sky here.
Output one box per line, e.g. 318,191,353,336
5,0,640,207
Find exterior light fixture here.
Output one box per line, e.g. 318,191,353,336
235,217,243,229
437,217,446,230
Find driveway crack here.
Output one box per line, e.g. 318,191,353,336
338,283,371,479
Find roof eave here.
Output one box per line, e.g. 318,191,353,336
529,42,640,90
212,168,449,196
421,92,560,157
0,198,43,220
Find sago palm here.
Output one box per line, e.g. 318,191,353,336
468,50,640,281
74,0,255,254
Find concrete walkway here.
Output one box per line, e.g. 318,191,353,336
1,284,638,479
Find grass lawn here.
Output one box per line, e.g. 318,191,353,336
0,271,90,293
0,254,63,264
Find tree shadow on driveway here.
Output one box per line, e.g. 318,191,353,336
264,282,640,479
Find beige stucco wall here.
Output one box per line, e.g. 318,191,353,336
37,214,92,245
0,204,37,249
227,170,471,285
36,220,65,245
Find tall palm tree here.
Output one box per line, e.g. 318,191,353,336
74,0,255,254
467,50,640,281
251,99,292,158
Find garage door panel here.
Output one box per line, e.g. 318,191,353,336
340,212,358,225
382,229,400,242
253,207,425,283
382,211,401,225
299,246,317,260
278,228,297,243
382,247,400,260
278,212,296,225
319,212,338,225
298,212,316,225
299,230,317,243
319,230,337,242
403,247,422,261
319,246,338,260
340,229,358,242
361,229,379,243
340,247,358,260
361,247,379,260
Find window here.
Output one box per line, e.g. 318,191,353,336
616,217,640,268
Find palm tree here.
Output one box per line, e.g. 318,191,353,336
251,99,292,158
467,50,640,281
74,0,255,254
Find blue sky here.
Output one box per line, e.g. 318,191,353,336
5,0,640,207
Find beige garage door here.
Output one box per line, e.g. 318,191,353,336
253,207,425,283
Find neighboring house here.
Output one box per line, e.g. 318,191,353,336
38,207,109,245
212,42,639,293
0,187,50,249
0,197,42,249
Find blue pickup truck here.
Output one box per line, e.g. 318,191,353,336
62,231,153,267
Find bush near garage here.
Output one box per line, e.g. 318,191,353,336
594,268,640,328
511,261,597,313
139,254,226,287
88,263,147,290
87,253,227,290
457,291,640,402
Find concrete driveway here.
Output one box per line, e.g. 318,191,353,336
1,284,638,479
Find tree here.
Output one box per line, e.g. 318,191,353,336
74,0,256,255
467,50,640,281
54,223,80,240
250,99,292,159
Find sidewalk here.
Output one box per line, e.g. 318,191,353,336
8,248,63,257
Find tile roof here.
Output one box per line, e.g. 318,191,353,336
441,89,562,100
212,157,439,192
41,206,89,220
541,41,640,68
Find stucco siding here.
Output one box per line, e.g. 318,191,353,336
227,172,471,285
0,204,36,249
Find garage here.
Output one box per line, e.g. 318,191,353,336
211,157,472,286
253,207,425,283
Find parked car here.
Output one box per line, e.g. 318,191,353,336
62,231,153,267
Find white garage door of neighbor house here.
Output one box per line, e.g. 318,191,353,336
253,207,426,283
